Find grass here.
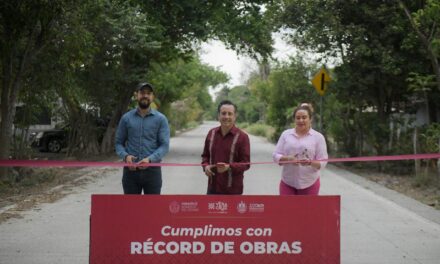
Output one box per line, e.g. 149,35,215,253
238,122,275,140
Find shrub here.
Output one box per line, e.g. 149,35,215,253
244,123,275,139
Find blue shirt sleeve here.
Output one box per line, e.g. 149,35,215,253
115,115,129,160
148,115,170,163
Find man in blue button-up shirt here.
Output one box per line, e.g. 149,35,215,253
115,82,170,194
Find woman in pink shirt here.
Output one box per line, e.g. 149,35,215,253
272,104,328,195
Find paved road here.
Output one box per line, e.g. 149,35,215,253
1,121,440,263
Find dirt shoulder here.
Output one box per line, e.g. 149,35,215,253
338,165,440,210
0,153,119,224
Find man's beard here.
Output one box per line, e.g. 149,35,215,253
138,100,150,109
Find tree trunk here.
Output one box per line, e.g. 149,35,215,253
413,127,420,177
0,49,30,180
0,17,47,180
0,101,14,181
12,126,30,160
100,86,134,154
389,121,394,151
56,87,101,156
0,88,13,161
100,122,117,155
437,138,440,179
67,112,101,156
100,96,131,153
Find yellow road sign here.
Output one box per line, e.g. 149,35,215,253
312,67,331,96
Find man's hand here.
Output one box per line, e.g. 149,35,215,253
216,162,230,173
125,155,137,171
137,157,150,168
204,165,215,177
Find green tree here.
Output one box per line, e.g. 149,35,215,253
220,85,264,123
149,56,228,133
275,0,438,158
85,0,276,154
397,0,440,94
0,0,84,180
1,0,276,168
73,0,167,154
247,67,272,122
266,57,317,141
136,0,274,59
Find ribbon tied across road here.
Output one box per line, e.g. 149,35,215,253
0,153,439,168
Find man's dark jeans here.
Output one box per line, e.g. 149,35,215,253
122,166,162,194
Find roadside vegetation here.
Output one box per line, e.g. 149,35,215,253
0,1,439,208
238,123,275,140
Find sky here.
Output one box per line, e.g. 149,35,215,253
199,41,253,88
199,33,298,88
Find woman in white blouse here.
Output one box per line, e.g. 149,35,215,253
272,103,328,195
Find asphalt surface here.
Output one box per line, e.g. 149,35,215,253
0,121,439,263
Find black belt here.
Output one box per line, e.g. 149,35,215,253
126,166,148,171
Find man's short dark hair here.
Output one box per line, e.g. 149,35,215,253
217,100,237,114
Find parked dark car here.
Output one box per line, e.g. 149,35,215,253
30,126,69,153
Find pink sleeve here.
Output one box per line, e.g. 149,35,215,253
272,132,285,163
315,134,328,169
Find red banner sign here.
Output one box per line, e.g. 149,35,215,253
90,195,340,264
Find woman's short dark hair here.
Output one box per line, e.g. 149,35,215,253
217,100,237,113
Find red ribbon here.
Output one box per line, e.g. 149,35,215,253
0,153,439,168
